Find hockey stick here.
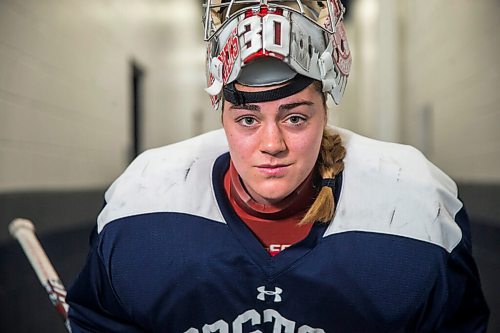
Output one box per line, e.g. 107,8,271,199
8,218,72,333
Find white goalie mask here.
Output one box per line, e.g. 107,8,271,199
203,0,351,110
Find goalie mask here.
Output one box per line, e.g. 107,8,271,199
203,0,351,109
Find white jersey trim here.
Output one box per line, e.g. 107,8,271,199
97,126,463,253
97,129,229,233
326,127,463,253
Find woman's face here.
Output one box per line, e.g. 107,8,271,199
222,83,327,205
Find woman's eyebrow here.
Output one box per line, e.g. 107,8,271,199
278,101,314,111
229,104,260,111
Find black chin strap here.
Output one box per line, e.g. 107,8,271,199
321,178,336,190
223,75,314,105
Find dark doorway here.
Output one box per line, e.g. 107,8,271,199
130,61,145,161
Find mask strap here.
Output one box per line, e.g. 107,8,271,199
223,75,315,105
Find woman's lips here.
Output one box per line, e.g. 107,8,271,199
256,164,290,177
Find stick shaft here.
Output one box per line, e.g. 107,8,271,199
9,218,71,332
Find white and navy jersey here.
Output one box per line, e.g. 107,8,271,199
67,128,489,333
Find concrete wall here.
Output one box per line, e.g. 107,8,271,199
0,0,215,193
342,0,500,184
404,0,500,183
1,0,499,224
5,0,497,192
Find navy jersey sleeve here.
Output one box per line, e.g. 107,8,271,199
66,227,146,333
435,207,490,332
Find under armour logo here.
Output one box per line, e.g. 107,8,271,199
257,286,283,303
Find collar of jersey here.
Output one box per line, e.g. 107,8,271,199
227,160,317,219
212,153,343,277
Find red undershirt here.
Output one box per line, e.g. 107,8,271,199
223,161,317,256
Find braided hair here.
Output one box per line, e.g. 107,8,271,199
300,81,346,225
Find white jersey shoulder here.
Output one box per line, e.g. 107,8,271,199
327,127,463,253
97,129,229,233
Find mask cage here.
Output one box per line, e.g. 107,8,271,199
202,0,344,41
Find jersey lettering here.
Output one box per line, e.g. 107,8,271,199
203,319,229,333
232,309,261,333
264,309,295,333
185,309,324,333
268,244,291,253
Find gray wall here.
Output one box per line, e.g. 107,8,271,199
404,0,500,183
2,0,498,196
336,0,500,185
0,0,217,194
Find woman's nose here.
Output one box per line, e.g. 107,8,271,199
259,123,287,156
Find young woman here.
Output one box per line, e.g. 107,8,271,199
67,1,489,332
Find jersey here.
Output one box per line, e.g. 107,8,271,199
67,127,489,333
